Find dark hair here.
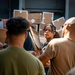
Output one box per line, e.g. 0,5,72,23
43,23,60,38
6,17,29,35
43,23,56,32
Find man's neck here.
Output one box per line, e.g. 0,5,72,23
64,33,75,41
9,43,23,48
8,40,24,49
8,35,25,48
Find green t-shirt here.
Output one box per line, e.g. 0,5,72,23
0,47,45,75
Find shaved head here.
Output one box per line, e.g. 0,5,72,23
65,17,75,25
62,17,75,37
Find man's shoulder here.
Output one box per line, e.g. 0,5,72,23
49,38,67,44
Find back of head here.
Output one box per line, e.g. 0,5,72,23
62,17,75,37
65,17,75,25
64,17,75,32
6,17,29,35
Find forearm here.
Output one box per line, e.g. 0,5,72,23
38,53,50,65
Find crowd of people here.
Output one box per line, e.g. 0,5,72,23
0,16,75,75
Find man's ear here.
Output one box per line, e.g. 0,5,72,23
65,24,70,31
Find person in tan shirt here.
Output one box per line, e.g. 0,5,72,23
39,17,75,75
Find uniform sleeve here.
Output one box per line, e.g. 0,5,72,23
44,39,58,59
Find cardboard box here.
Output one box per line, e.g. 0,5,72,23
39,24,46,35
0,28,7,44
41,12,54,24
32,24,38,32
52,17,65,36
13,10,28,19
28,13,42,24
